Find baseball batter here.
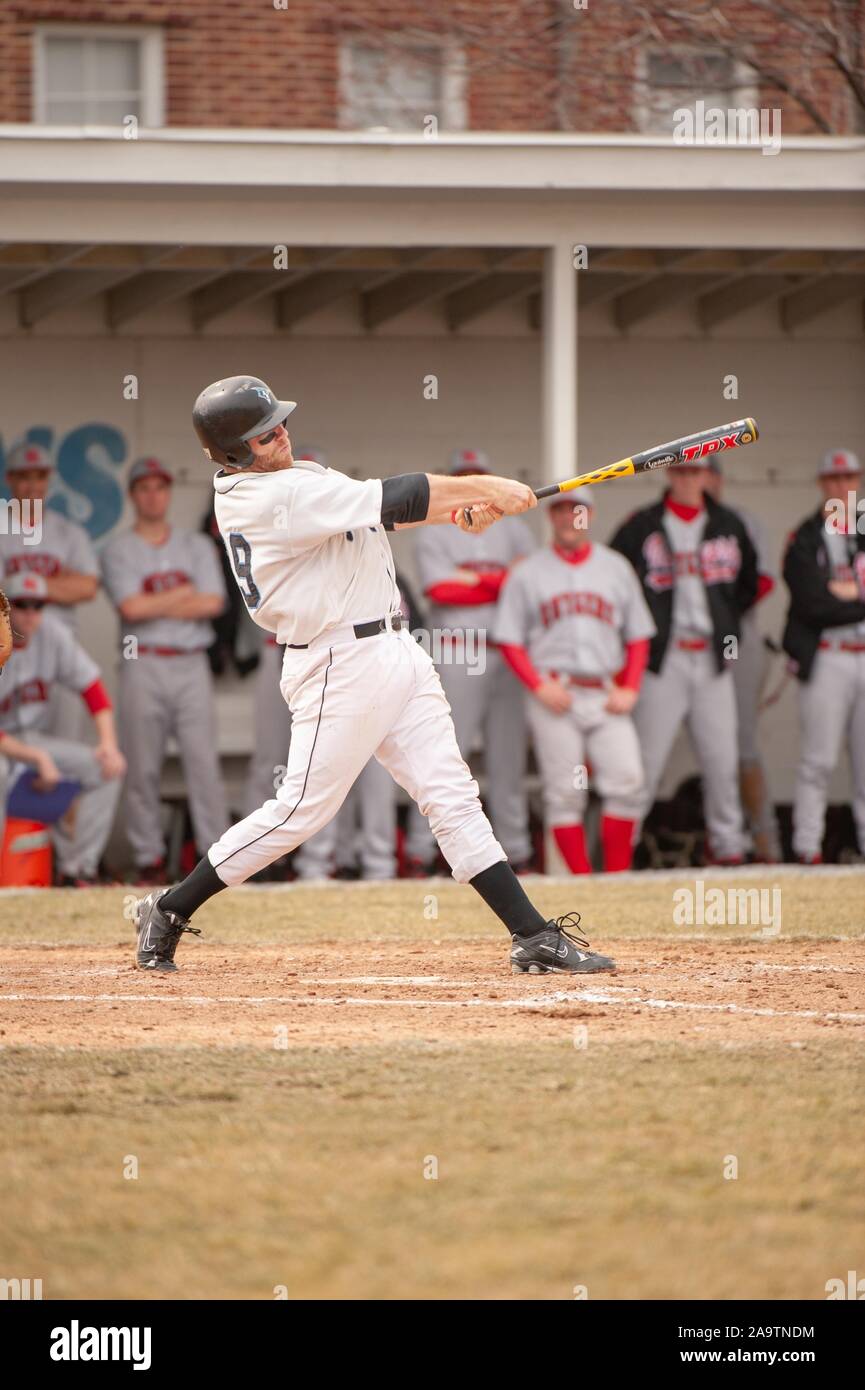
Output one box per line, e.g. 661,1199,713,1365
0,572,125,883
133,375,615,977
242,442,334,880
494,489,655,873
241,449,425,881
784,450,865,862
101,457,230,881
414,448,535,869
610,463,758,864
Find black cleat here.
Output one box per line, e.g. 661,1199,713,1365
134,890,201,973
511,912,616,975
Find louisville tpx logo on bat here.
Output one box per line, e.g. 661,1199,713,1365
642,453,679,470
529,417,759,505
679,427,753,462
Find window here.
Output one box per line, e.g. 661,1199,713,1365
636,50,757,135
340,40,466,131
34,27,164,126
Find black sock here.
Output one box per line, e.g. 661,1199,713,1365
469,861,549,938
160,857,226,920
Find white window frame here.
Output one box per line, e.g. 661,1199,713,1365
33,24,165,128
339,37,467,133
634,47,758,136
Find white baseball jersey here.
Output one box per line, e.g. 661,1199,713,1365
415,517,534,633
0,612,99,734
663,510,713,638
494,543,655,677
0,509,99,629
212,460,399,647
100,526,227,651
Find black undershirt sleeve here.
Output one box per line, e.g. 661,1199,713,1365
380,473,430,528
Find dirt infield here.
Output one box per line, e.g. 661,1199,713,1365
1,868,863,1299
2,936,863,1049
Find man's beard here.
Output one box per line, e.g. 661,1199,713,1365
260,446,293,471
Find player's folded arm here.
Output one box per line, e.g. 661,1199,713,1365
784,532,865,628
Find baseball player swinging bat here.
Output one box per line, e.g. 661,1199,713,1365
458,418,758,527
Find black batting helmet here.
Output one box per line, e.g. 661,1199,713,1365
192,376,297,467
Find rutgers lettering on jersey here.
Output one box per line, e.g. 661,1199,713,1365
642,531,742,593
540,590,615,628
5,552,61,577
0,677,49,718
142,570,191,594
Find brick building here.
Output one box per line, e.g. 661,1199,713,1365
0,0,862,135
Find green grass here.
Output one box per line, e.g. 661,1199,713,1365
0,1041,862,1300
2,868,862,946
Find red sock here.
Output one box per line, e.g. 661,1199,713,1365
601,815,635,873
553,824,592,874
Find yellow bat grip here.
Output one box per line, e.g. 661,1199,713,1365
535,459,635,498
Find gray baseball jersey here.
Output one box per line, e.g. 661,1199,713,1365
663,511,713,637
415,517,535,633
100,526,226,651
212,460,399,646
494,543,656,677
0,612,99,734
0,509,99,629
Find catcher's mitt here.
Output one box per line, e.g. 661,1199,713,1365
0,590,14,670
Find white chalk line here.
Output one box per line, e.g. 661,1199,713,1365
0,990,863,1023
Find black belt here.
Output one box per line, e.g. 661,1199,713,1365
287,614,403,651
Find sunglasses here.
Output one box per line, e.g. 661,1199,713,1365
255,418,289,448
13,600,45,612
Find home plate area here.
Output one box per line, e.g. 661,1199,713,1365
2,930,863,1048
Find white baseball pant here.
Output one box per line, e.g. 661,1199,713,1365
207,625,505,886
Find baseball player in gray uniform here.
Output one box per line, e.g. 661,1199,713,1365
611,463,758,864
101,457,230,882
784,450,865,863
703,460,781,861
414,448,535,871
1,441,101,738
494,489,655,873
133,375,616,977
0,571,125,884
0,441,100,626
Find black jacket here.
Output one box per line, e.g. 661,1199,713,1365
782,509,865,682
609,494,758,674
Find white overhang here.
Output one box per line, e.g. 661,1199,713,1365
0,126,863,197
